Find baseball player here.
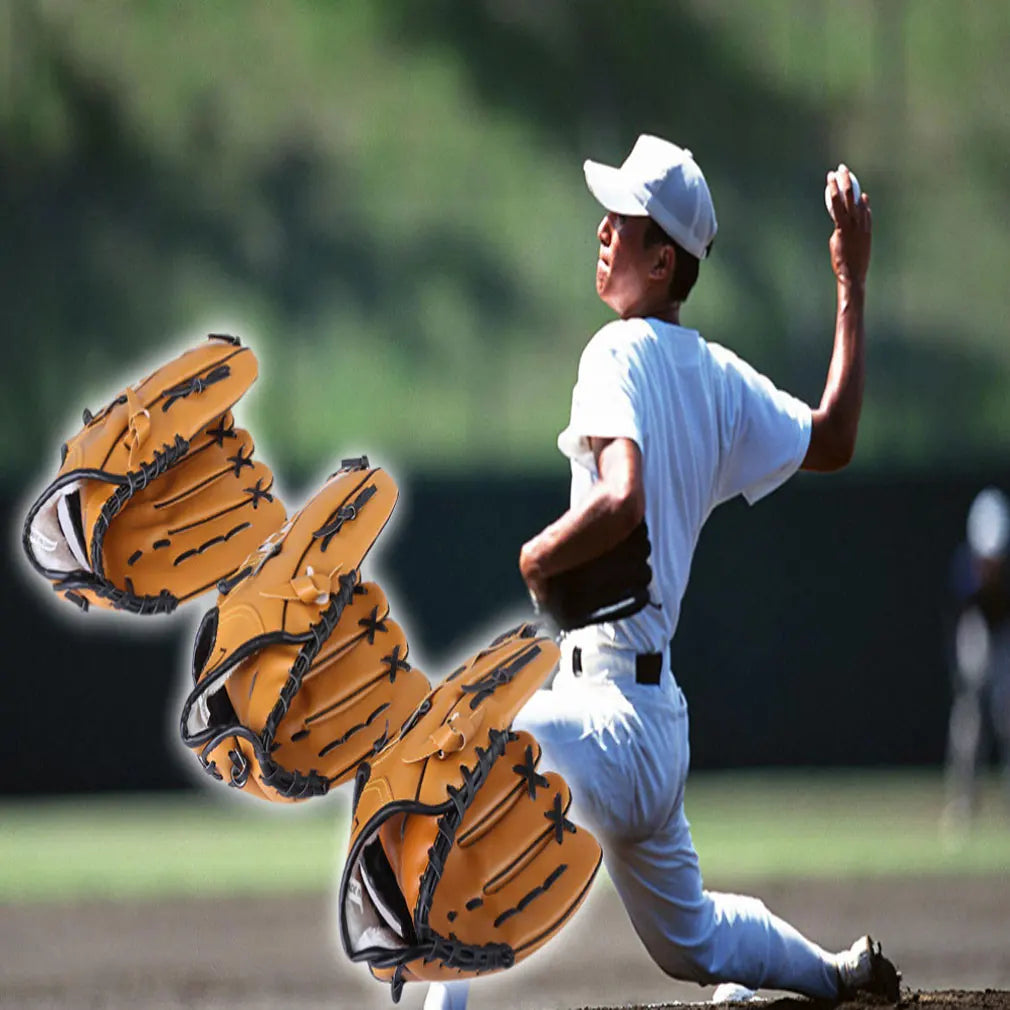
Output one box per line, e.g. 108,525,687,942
942,486,1010,833
424,135,897,1010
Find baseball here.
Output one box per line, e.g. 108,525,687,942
824,166,860,222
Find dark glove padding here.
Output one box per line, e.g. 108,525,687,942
541,521,653,631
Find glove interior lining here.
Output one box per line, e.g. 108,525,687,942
362,833,417,944
344,827,417,954
28,481,91,574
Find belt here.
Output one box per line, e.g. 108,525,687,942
570,644,671,685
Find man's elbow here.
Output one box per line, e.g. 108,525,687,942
612,481,646,532
805,412,858,472
821,442,855,471
805,430,857,471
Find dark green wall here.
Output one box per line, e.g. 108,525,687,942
2,467,995,794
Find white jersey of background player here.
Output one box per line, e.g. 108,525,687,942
424,136,897,1010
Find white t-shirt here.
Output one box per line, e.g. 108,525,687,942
557,317,812,655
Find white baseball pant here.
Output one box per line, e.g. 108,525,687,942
424,636,841,1010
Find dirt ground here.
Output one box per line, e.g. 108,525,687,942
2,875,1009,1010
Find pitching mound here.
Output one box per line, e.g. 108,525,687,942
581,994,1010,1010
2,875,1009,1009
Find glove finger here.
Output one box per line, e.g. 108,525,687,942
398,631,557,768
456,731,542,846
302,667,431,787
214,463,397,638
62,336,257,480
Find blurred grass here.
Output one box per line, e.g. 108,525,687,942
686,769,1010,883
1,771,1008,904
6,1,1010,474
0,792,351,903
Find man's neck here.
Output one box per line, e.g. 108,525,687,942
652,303,681,325
622,302,681,325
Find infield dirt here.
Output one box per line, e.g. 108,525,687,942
2,875,1008,1010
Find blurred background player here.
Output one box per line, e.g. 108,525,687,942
942,486,1010,835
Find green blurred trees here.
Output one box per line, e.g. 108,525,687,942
4,0,1010,480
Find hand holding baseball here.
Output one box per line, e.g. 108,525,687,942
826,164,871,287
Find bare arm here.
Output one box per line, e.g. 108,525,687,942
802,166,873,472
519,437,645,604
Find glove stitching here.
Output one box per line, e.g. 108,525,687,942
313,484,379,551
226,445,255,476
254,571,360,800
172,521,252,567
461,643,542,709
383,645,411,683
492,863,569,928
243,478,274,509
512,745,550,800
544,792,577,844
204,416,237,448
318,702,391,757
161,364,231,412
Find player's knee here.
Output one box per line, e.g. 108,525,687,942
640,892,769,985
652,944,719,985
640,931,721,985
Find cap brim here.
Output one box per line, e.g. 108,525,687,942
583,160,649,216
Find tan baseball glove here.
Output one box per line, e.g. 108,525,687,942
22,335,285,615
180,458,431,802
339,623,603,1002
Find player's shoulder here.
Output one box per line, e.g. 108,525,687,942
576,319,645,378
705,339,749,370
584,318,650,354
703,340,771,386
582,317,705,363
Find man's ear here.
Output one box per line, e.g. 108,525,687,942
651,243,675,281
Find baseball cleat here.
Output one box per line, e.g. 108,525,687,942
835,935,901,1002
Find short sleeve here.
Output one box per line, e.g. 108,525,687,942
711,344,812,505
556,322,644,470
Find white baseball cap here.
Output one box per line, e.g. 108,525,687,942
583,134,718,260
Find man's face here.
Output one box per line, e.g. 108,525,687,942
594,212,666,318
